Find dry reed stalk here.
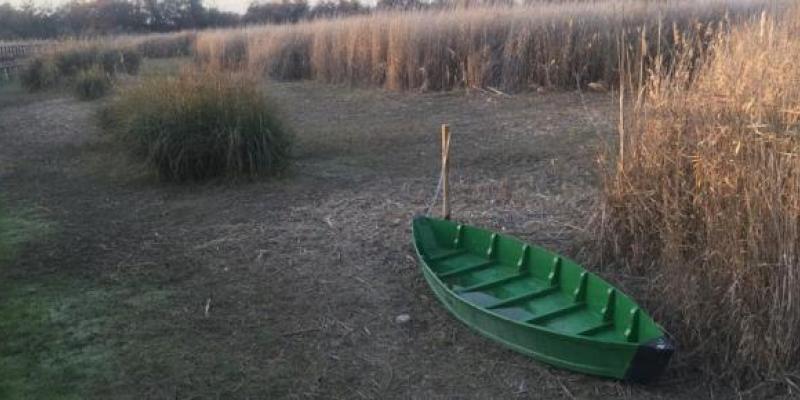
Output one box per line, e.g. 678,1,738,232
195,0,780,92
601,7,800,385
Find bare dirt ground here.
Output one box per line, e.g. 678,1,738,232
1,78,718,399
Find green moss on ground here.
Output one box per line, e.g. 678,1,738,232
0,280,116,399
0,205,114,399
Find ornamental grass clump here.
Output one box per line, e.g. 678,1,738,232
74,66,111,101
103,70,292,182
99,47,141,75
20,57,59,91
600,10,800,385
21,42,142,95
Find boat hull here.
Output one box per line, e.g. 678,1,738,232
412,216,673,382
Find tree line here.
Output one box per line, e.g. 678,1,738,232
1,0,519,40
1,0,369,40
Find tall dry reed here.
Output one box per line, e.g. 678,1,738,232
601,9,800,385
196,0,780,91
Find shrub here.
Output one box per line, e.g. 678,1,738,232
20,57,59,91
103,70,292,181
22,43,142,92
74,66,112,100
99,49,119,74
137,32,196,58
600,11,800,385
54,46,100,76
100,48,142,75
120,48,143,74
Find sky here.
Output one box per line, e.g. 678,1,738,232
5,0,254,14
206,0,251,13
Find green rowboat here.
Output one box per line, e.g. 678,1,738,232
412,216,673,383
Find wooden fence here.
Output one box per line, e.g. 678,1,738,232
0,43,44,80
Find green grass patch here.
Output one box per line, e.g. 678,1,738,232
0,205,109,399
0,201,172,398
0,280,116,399
0,266,182,399
0,79,25,109
0,204,51,265
0,76,61,111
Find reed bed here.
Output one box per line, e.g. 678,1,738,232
601,9,800,385
196,0,779,92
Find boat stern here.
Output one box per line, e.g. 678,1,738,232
623,336,675,384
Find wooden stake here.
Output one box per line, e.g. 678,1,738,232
441,124,451,220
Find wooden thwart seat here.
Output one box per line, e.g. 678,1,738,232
577,321,614,336
487,286,558,309
526,303,585,325
437,260,495,279
456,273,525,293
428,248,466,262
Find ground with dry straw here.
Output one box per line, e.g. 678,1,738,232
1,58,763,398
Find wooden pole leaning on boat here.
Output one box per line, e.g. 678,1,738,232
441,124,452,220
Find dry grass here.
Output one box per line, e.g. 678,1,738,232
195,31,248,70
195,0,779,92
601,8,800,386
